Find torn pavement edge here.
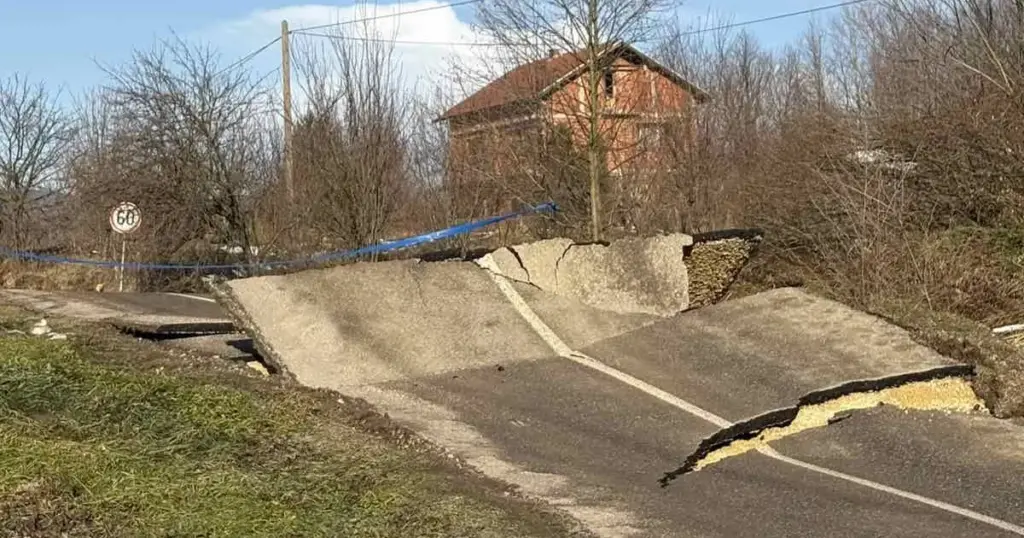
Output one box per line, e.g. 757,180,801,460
658,363,975,487
205,277,291,379
111,320,238,338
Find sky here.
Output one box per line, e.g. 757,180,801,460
0,0,846,107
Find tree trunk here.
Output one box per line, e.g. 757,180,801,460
587,0,603,242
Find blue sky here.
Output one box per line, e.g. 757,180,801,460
0,0,840,101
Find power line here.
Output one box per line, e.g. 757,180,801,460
679,0,875,36
255,66,282,85
222,0,872,71
216,1,485,78
218,37,282,75
294,0,875,48
292,30,500,47
292,0,483,33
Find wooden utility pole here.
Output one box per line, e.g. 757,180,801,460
586,0,602,242
281,20,295,203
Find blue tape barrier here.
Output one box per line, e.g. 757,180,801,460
0,202,558,272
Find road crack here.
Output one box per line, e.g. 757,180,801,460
553,242,576,289
506,246,531,284
660,365,982,486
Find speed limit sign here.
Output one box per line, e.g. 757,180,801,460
109,202,141,235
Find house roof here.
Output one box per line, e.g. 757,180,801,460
438,41,709,122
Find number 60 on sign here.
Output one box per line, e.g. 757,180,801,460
109,202,141,235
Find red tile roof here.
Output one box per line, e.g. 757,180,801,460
439,51,583,120
438,42,709,122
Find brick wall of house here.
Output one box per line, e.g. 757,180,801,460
446,105,547,217
446,53,698,199
544,57,695,173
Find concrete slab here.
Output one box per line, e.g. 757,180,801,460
580,287,960,422
112,318,236,336
215,259,556,387
160,334,256,360
479,234,693,317
510,281,659,350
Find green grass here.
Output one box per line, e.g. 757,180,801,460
0,321,579,537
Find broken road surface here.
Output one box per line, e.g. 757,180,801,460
0,289,262,361
214,239,1024,538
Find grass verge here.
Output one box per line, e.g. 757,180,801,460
0,310,585,538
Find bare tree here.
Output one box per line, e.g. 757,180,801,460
474,0,672,240
406,87,479,246
656,19,780,233
0,74,73,249
291,22,409,253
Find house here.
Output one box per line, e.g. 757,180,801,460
438,41,709,186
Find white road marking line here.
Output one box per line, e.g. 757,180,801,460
761,448,1024,535
565,350,732,429
164,293,217,303
477,261,1024,536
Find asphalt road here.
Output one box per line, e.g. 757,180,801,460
0,289,232,334
220,259,1024,537
391,359,1017,537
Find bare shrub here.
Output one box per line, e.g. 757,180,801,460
64,35,276,289
641,0,1024,330
291,24,410,256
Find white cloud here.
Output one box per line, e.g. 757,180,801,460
205,1,501,113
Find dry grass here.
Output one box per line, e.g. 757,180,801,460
0,261,130,293
1004,331,1024,350
824,228,1024,328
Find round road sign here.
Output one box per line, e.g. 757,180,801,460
109,202,142,234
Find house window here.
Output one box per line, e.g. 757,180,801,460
603,69,614,98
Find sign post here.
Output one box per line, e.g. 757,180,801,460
109,202,141,292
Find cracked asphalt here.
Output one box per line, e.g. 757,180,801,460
219,258,1024,537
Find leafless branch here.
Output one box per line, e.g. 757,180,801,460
0,74,73,248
